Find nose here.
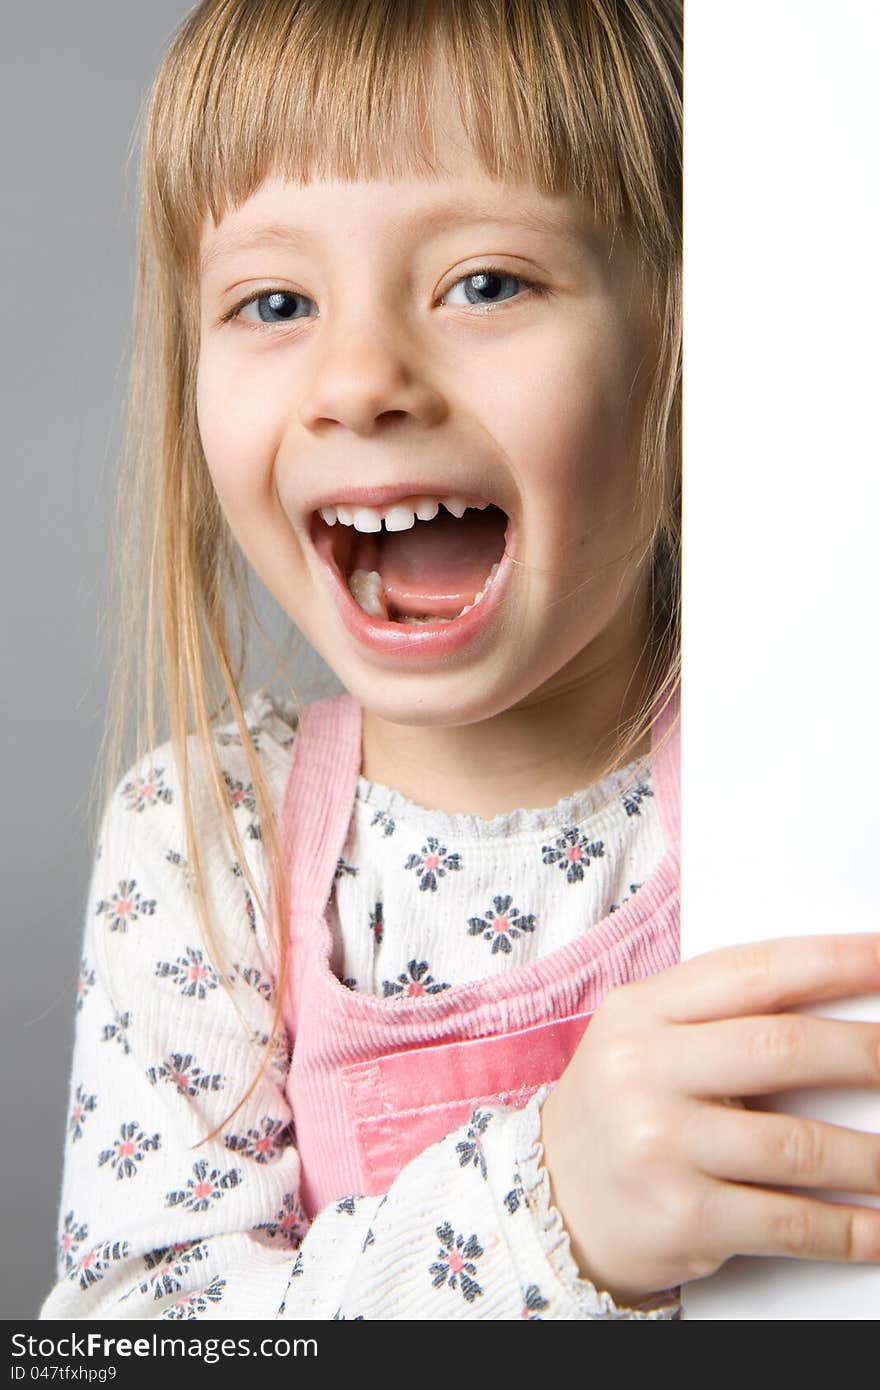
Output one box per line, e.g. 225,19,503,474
298,311,446,435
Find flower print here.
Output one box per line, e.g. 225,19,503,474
138,1241,209,1301
504,1167,543,1221
503,1169,530,1216
277,1249,305,1314
95,878,157,933
370,808,396,837
230,861,257,931
68,1084,97,1142
121,767,173,813
522,1284,550,1319
155,946,219,1000
257,1192,308,1247
342,977,357,990
455,1109,492,1179
336,1196,357,1215
242,885,256,931
369,900,384,946
404,836,462,892
250,1026,292,1086
222,769,256,816
101,1010,132,1054
382,958,451,999
467,895,537,955
541,828,605,884
255,1023,293,1084
76,959,96,1013
162,1277,226,1319
334,857,358,880
146,1053,225,1097
622,778,653,817
164,849,196,891
216,722,262,750
609,882,643,914
72,1239,130,1291
59,1211,87,1273
233,963,274,1001
98,1121,161,1179
224,1115,290,1165
166,1159,241,1213
429,1223,484,1303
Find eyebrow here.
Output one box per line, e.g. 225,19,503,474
201,223,312,275
200,202,589,276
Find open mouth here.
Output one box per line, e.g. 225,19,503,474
310,495,509,627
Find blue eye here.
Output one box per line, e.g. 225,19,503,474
443,271,529,308
229,289,316,326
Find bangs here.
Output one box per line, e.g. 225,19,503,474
142,0,680,276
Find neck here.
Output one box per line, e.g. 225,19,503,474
360,606,656,819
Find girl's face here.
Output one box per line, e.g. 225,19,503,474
197,134,657,730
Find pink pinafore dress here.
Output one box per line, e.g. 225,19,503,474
276,691,680,1218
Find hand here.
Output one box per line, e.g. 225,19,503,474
539,933,880,1304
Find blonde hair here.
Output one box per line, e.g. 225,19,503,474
95,0,682,1134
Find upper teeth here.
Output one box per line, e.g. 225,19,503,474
319,496,488,533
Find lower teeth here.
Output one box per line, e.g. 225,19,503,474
347,569,388,619
347,561,500,623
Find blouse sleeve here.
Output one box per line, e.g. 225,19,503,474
40,735,680,1322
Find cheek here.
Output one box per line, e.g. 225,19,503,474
195,351,308,600
486,321,644,545
195,351,283,517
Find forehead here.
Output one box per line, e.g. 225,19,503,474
199,171,603,277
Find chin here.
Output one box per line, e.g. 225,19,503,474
329,653,555,731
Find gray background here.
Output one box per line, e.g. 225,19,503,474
1,2,337,1319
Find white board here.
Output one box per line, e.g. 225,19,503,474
680,1,880,1318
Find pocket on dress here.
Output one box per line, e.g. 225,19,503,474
340,1010,593,1194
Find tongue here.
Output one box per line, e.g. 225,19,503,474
378,509,505,618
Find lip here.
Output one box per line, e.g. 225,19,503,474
311,513,514,661
305,482,493,516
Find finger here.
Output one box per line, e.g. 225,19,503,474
669,1013,880,1097
625,933,880,1025
689,1102,880,1195
702,1179,880,1265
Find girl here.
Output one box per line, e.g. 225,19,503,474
42,0,880,1322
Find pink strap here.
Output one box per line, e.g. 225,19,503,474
279,693,362,926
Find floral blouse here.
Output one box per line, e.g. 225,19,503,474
40,690,681,1321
